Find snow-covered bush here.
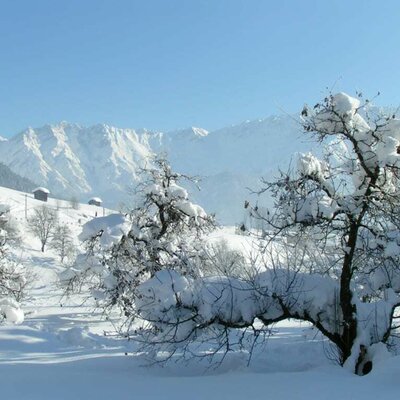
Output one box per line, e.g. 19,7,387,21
134,93,400,375
63,156,215,330
0,206,25,324
0,204,21,245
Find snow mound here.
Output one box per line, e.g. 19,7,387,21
0,298,24,324
332,92,360,115
58,326,98,347
78,213,131,248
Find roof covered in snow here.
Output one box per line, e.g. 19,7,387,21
89,197,102,203
33,187,50,194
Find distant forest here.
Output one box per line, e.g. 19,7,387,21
0,163,37,192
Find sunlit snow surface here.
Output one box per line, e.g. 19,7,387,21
0,185,399,399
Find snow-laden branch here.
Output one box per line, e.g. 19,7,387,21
136,269,399,357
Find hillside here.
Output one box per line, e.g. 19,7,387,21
0,184,399,399
0,116,315,224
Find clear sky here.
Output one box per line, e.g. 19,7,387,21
1,0,400,137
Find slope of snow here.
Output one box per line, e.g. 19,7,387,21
0,185,399,399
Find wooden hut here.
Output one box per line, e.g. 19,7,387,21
33,187,50,202
88,197,102,207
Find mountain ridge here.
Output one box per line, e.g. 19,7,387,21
0,115,314,224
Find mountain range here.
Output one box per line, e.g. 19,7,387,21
0,116,315,224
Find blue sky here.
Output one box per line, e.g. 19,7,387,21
0,0,399,136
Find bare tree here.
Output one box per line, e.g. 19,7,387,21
200,240,252,279
69,196,80,210
50,224,75,263
28,206,58,252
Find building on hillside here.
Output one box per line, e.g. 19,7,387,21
88,197,102,207
33,187,50,202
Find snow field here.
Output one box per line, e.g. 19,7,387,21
0,185,399,399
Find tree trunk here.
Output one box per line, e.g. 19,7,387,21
355,345,373,375
338,222,359,364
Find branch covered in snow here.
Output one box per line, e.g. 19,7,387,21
62,156,216,334
135,268,398,355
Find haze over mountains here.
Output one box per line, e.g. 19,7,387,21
0,116,315,224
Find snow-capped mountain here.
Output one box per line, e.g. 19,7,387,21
0,116,315,224
0,122,153,200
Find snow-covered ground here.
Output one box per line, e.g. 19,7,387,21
0,185,399,399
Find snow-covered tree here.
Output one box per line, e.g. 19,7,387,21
0,205,25,324
63,156,215,330
133,93,400,374
0,204,20,245
28,206,58,252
